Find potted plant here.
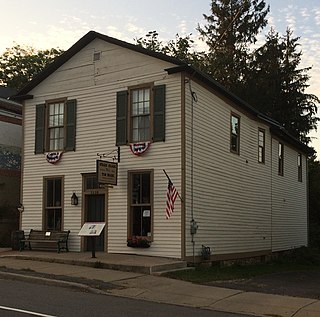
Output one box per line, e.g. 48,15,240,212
127,236,151,248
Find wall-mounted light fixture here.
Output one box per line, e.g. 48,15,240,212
71,193,79,206
17,203,24,213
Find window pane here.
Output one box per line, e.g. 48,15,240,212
144,101,150,114
142,209,151,236
132,129,139,142
132,206,151,236
54,179,61,207
132,90,138,103
46,209,62,230
46,180,54,207
231,116,238,135
231,134,238,151
132,206,142,236
132,103,138,116
132,174,141,204
132,117,139,129
142,173,150,203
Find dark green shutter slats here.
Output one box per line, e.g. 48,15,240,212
116,90,128,146
153,84,166,142
65,99,77,151
35,104,45,154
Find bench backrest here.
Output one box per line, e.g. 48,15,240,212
29,229,70,241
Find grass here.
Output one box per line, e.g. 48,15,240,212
164,247,320,284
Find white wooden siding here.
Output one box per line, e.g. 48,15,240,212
271,139,308,251
22,39,182,258
184,80,273,258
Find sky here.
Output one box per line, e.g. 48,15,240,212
1,0,319,155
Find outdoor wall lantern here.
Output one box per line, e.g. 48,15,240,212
71,193,79,206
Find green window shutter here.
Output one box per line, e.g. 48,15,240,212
116,90,128,146
35,104,45,154
65,99,77,151
153,84,166,142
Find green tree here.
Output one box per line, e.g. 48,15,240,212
135,31,204,69
244,28,319,144
0,45,63,91
197,0,269,92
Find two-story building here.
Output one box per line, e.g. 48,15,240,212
14,31,310,261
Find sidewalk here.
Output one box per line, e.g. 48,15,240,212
1,249,320,317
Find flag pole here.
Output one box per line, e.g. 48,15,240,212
163,169,183,202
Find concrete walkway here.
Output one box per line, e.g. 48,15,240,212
0,249,320,317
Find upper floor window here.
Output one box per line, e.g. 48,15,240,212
35,99,77,154
230,113,240,154
298,153,302,182
48,102,64,151
116,84,165,145
258,128,265,163
278,142,284,176
130,87,151,143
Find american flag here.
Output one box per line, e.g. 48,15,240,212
166,180,178,219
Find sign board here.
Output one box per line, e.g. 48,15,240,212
78,222,105,237
96,160,118,185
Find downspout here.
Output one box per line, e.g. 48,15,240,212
188,78,198,264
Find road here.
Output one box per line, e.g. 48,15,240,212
0,279,252,317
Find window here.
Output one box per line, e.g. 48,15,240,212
298,153,302,182
116,85,165,145
128,171,153,238
35,99,76,154
230,113,240,154
278,142,284,176
130,87,151,142
48,102,64,150
258,129,265,163
44,177,63,230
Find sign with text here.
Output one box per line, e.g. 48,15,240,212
96,160,118,185
78,222,105,237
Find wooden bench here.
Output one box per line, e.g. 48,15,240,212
20,229,70,253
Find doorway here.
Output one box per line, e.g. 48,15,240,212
85,194,105,251
83,174,107,252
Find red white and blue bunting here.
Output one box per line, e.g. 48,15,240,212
130,142,150,156
45,152,63,164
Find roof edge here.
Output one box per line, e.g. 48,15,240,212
15,31,184,97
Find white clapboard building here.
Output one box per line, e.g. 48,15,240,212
14,31,310,261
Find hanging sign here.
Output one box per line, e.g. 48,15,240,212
130,142,150,156
96,160,118,185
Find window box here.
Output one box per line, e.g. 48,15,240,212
127,236,151,248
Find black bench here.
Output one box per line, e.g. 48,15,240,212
20,229,70,253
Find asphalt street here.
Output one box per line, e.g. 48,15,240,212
0,279,252,317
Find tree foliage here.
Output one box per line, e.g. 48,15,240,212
244,29,319,143
197,0,269,92
0,45,63,91
135,31,205,70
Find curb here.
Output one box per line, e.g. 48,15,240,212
0,271,113,296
